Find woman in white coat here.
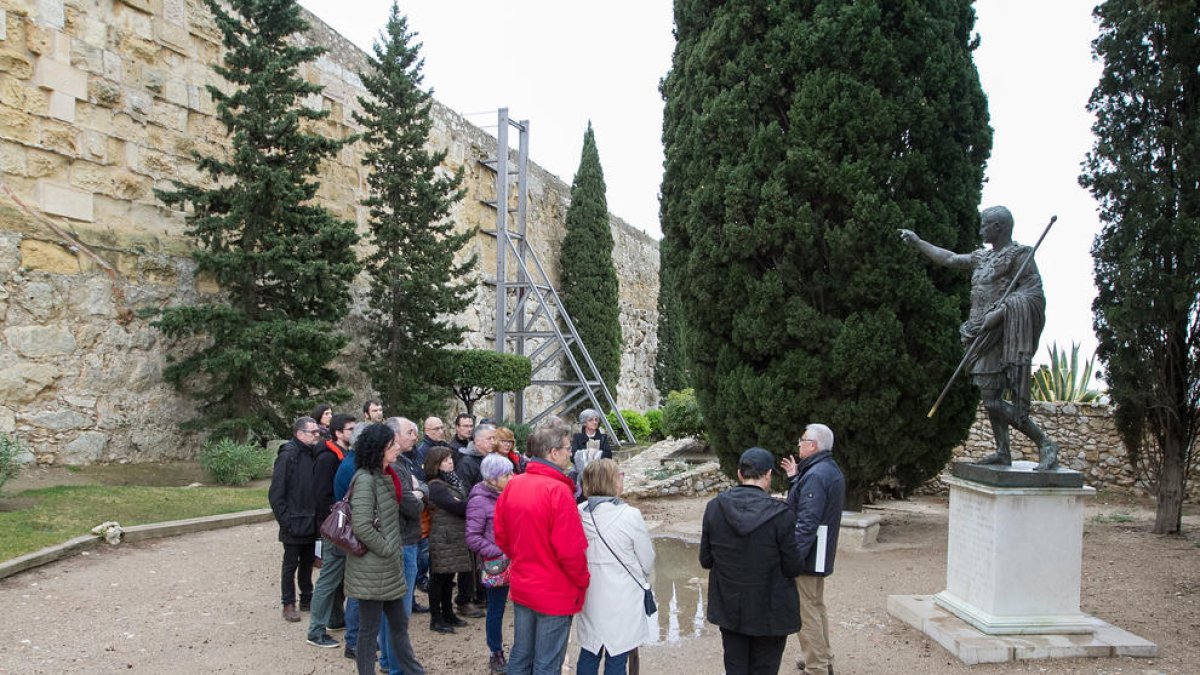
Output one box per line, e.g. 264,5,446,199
576,458,656,675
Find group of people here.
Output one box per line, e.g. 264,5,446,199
268,403,653,675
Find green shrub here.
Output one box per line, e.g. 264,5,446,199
607,409,652,443
644,408,664,440
0,434,25,494
200,439,273,486
662,388,705,440
503,422,534,455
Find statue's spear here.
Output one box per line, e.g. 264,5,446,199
926,214,1058,418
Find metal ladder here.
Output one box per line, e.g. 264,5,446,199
479,108,635,445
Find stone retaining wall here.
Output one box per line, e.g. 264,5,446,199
949,401,1199,500
0,0,660,464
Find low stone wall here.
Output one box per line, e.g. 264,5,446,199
948,401,1199,500
620,438,733,499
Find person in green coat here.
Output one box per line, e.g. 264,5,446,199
344,423,426,675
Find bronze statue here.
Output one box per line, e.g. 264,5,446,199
899,206,1059,470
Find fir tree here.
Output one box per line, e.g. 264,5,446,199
354,3,474,417
660,0,991,506
559,123,623,406
1082,0,1199,534
153,0,360,440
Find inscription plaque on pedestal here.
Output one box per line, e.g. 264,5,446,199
933,476,1095,635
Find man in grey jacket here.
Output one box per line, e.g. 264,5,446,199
781,423,845,675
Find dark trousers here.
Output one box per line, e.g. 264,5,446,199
455,561,482,605
356,598,425,675
280,542,316,606
720,628,787,675
430,572,456,620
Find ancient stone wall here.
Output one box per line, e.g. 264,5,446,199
949,401,1200,500
0,0,659,464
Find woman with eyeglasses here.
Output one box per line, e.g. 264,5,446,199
343,423,425,675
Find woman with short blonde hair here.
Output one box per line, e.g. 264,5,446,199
576,458,655,675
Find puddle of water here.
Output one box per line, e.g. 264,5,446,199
647,537,711,645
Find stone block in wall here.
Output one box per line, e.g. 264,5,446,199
36,0,64,29
36,179,93,221
0,49,33,79
47,89,75,121
23,409,91,431
0,363,60,403
20,238,81,273
0,9,6,42
64,431,108,462
0,406,14,434
40,122,80,156
4,325,76,357
33,55,87,99
154,17,192,57
0,97,39,144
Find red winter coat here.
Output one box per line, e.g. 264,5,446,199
494,458,590,615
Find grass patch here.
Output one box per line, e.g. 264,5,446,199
0,485,268,562
1091,511,1135,524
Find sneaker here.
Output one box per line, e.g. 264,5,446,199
430,620,455,634
306,634,339,649
282,604,301,622
344,645,356,660
489,650,508,674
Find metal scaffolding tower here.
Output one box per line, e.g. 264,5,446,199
480,109,634,445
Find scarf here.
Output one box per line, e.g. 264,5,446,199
385,465,403,503
440,469,463,490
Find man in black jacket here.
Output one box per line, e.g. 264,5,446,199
305,413,355,647
701,447,803,675
781,423,845,675
268,417,323,622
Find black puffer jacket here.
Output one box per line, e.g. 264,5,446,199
700,484,803,636
428,475,473,574
268,438,320,545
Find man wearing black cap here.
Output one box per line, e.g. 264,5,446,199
700,447,803,675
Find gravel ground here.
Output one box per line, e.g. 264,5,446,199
0,491,1196,675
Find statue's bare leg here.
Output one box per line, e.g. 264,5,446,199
978,390,1012,465
984,397,1061,471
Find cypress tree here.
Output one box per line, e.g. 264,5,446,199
354,2,475,417
559,123,623,405
661,0,991,506
153,0,360,440
1081,0,1199,534
654,236,690,398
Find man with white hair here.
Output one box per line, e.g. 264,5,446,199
781,423,845,675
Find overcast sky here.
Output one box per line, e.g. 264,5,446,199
298,0,1106,372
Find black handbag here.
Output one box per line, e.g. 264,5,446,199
589,507,657,616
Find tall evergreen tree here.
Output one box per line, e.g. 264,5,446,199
559,123,623,406
1081,0,1198,534
661,0,991,506
354,2,474,417
154,0,359,440
654,235,689,398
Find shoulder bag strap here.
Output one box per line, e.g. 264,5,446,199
589,507,648,591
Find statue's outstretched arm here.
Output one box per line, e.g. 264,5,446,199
898,229,972,269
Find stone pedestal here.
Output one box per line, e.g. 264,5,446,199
934,474,1094,634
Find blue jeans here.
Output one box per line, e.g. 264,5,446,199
379,545,419,674
485,585,510,653
576,647,629,675
507,602,572,675
415,538,430,587
345,598,359,649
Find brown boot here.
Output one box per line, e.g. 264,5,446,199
282,604,301,622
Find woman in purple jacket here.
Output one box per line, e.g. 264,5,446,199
466,454,515,674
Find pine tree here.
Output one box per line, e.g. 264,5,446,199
661,0,991,506
354,2,474,417
1081,0,1199,534
153,0,360,440
559,123,623,407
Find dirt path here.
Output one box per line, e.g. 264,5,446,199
0,493,1196,675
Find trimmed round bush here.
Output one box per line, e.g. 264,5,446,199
607,409,652,443
201,439,273,486
644,409,664,440
662,388,705,440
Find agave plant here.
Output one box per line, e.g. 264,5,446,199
1031,342,1103,403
